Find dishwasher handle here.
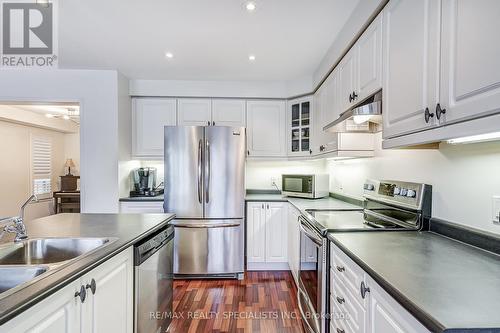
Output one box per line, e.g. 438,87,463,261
134,225,174,266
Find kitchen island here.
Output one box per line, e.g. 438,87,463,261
0,213,174,328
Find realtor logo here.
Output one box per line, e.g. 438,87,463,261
1,1,58,67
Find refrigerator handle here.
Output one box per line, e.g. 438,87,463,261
197,139,202,204
205,140,211,203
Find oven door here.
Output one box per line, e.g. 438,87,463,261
298,217,326,333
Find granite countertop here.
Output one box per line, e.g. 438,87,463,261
0,213,175,325
119,195,164,202
327,231,500,333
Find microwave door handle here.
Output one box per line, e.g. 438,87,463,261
197,139,202,204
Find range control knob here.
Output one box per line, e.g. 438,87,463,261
364,183,375,191
393,187,401,196
406,189,416,198
400,188,408,196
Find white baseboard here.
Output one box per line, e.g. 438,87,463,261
247,262,290,271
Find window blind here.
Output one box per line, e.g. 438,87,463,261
32,136,52,196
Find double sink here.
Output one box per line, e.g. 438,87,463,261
0,237,116,295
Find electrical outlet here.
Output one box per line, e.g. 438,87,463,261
493,196,500,224
271,177,277,187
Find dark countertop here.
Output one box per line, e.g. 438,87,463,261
119,195,164,202
0,213,175,325
327,231,500,333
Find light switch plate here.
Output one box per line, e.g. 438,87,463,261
493,196,500,224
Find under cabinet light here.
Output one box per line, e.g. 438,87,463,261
446,131,500,144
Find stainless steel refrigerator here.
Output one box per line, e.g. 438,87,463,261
164,126,245,279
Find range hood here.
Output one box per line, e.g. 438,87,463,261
323,91,382,133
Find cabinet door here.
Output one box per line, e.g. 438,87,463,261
119,202,164,213
265,202,287,262
287,206,300,284
318,70,341,154
440,0,500,124
382,0,441,139
246,202,266,263
177,98,212,126
82,247,133,333
338,48,358,114
368,276,430,333
288,97,312,156
356,13,383,101
212,99,246,127
246,100,286,157
0,281,81,333
132,98,177,158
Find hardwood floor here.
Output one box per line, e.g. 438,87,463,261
169,271,304,333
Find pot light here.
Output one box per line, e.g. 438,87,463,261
63,115,70,120
248,54,256,61
446,131,500,144
45,114,55,118
245,1,256,12
165,52,174,59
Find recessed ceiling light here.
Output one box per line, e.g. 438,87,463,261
63,115,70,120
165,52,174,59
248,54,256,61
245,1,256,12
45,114,55,118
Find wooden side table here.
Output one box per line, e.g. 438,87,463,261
53,191,81,214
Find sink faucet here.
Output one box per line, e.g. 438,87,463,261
0,194,38,243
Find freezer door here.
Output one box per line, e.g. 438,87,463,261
164,126,204,218
204,126,246,218
171,219,244,275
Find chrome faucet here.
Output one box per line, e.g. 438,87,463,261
0,194,38,243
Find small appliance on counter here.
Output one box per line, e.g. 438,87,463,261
281,174,329,199
130,167,164,197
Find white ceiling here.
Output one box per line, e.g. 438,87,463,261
58,0,359,81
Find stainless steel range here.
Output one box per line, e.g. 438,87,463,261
297,180,432,333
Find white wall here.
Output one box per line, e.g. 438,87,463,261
327,133,500,234
246,160,327,190
0,69,123,213
130,77,313,99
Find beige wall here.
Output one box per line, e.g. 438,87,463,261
0,120,78,221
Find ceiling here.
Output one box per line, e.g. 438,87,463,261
8,104,80,124
58,0,359,81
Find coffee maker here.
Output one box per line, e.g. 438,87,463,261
129,167,164,197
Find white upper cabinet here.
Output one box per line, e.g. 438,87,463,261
382,0,441,139
177,98,212,126
440,0,500,125
338,48,359,114
356,13,383,101
246,100,287,157
132,98,177,158
287,96,313,157
211,99,246,127
313,72,339,155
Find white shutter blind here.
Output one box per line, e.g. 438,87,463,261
32,136,52,197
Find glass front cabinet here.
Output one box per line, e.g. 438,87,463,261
288,96,313,156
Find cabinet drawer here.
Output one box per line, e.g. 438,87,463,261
330,242,367,307
331,278,366,333
330,294,348,333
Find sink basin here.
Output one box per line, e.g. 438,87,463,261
0,266,48,294
0,237,115,266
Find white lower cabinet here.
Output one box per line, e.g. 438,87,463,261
330,242,430,333
287,204,301,285
0,248,133,333
246,202,288,270
119,201,164,213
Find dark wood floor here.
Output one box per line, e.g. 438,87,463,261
170,271,304,333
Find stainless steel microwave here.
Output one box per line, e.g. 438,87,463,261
281,174,329,199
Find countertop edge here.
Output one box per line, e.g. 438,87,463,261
0,214,175,325
327,233,447,333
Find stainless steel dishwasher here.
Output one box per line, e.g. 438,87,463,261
134,224,174,333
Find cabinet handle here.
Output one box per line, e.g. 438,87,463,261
336,296,345,304
336,265,345,272
212,121,215,126
207,121,210,126
86,278,97,295
424,107,434,123
267,204,270,209
349,93,353,103
247,150,250,156
75,285,87,303
309,149,312,155
337,328,345,333
435,103,446,120
262,204,264,209
360,281,370,299
319,145,326,152
352,91,358,101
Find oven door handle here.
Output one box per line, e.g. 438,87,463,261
297,288,317,333
299,218,323,246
